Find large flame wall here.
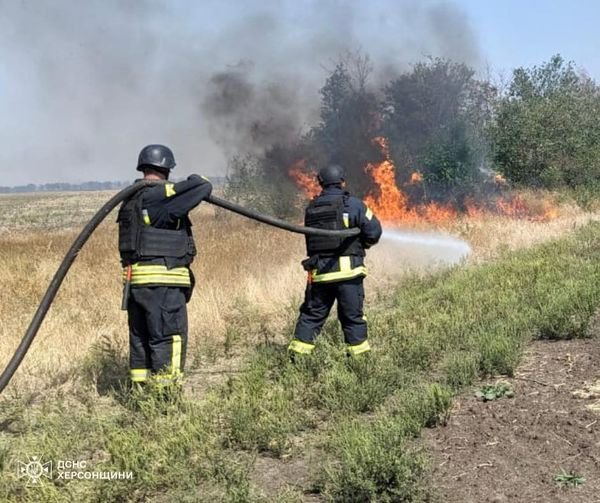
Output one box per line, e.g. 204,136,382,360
289,136,558,226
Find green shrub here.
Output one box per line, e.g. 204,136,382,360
443,351,479,390
322,418,429,502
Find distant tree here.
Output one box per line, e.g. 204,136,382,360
225,56,382,209
383,58,493,202
313,59,381,198
14,184,37,193
223,149,301,218
491,54,600,188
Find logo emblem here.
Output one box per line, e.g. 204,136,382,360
17,456,52,484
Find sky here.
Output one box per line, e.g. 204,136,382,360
459,0,600,78
0,0,598,186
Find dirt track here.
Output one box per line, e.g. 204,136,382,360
425,338,600,503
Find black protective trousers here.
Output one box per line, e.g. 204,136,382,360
293,276,367,346
127,286,188,383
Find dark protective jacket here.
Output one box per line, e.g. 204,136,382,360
303,186,382,283
118,175,212,287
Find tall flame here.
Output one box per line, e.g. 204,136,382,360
364,137,412,222
364,136,458,224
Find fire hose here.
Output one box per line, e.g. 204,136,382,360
0,180,359,394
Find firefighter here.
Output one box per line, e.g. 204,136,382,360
288,165,382,357
118,144,212,386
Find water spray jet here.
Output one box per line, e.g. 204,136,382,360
382,228,472,265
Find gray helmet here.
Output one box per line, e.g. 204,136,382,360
317,165,345,186
137,144,176,172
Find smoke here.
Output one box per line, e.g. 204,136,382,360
202,62,305,159
0,0,480,185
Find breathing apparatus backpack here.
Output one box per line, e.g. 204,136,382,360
304,194,363,258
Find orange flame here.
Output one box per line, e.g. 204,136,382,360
540,202,559,221
288,137,559,225
364,136,457,224
410,172,423,183
288,160,320,199
364,138,411,222
495,194,528,218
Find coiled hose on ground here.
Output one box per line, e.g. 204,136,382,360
0,180,359,393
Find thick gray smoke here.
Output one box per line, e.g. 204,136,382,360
0,0,480,186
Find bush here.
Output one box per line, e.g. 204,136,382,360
322,417,429,502
492,54,600,189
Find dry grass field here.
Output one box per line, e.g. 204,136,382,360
0,190,598,393
2,190,600,502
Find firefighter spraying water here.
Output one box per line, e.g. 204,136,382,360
0,144,474,393
288,165,382,357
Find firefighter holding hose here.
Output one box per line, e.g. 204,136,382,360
118,145,212,387
0,150,364,394
288,165,382,357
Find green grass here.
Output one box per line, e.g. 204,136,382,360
2,222,600,501
554,469,586,488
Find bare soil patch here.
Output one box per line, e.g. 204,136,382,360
252,452,321,501
425,338,600,503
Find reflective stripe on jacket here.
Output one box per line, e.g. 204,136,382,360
123,263,191,287
311,255,367,283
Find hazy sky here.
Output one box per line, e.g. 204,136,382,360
0,0,598,186
459,0,600,77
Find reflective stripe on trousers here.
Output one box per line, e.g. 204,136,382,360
311,256,367,283
293,276,368,347
288,339,371,356
130,368,151,382
288,339,316,355
128,286,188,383
347,339,371,356
129,335,183,384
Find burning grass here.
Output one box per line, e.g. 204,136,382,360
290,135,563,226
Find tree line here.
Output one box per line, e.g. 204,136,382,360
0,177,227,194
226,54,600,215
0,181,130,194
